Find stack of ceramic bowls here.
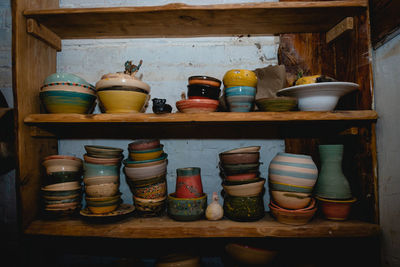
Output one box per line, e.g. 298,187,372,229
219,146,266,221
314,144,356,220
40,72,97,114
124,139,168,217
82,145,124,214
222,69,257,112
175,75,221,113
167,167,207,221
41,155,83,216
267,152,318,225
95,69,151,113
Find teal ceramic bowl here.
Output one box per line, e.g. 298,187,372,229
167,193,207,221
225,86,256,96
226,95,255,112
39,90,96,114
223,192,265,222
44,72,93,88
83,162,121,178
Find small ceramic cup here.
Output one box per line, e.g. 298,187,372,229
175,167,203,198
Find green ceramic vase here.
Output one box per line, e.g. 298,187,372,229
314,144,352,199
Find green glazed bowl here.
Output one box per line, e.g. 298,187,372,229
223,192,265,222
167,193,207,221
46,171,82,184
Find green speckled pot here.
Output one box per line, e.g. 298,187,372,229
223,193,265,222
167,193,207,221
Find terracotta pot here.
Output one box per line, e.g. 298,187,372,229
316,196,356,220
175,167,203,198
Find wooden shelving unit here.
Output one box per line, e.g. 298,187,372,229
13,2,379,260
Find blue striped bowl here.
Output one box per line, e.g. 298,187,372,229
40,90,96,114
268,152,318,193
225,86,256,97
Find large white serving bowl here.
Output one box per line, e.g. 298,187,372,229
277,82,359,111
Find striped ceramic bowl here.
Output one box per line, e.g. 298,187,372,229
268,152,318,193
39,90,96,114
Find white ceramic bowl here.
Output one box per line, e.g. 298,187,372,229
222,178,265,197
270,190,312,210
124,161,167,180
277,82,359,111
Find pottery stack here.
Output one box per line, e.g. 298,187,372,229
124,139,168,217
176,75,221,113
82,145,124,214
222,69,257,112
167,167,207,221
267,152,318,225
219,146,266,221
41,155,83,216
314,144,356,220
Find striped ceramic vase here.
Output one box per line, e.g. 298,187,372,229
268,152,318,193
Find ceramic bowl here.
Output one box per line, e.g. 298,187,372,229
43,181,81,191
83,162,121,178
41,185,82,197
223,193,265,221
45,170,82,184
133,195,166,217
87,202,120,214
42,157,83,174
128,139,161,151
222,178,265,197
187,84,221,100
225,243,278,265
176,98,219,113
85,182,119,198
97,90,149,113
268,202,317,225
223,177,260,186
123,153,168,168
270,198,316,212
41,83,96,96
276,82,359,111
155,253,201,267
128,145,164,161
39,90,96,114
83,175,119,186
219,151,259,165
84,145,124,158
44,201,80,211
124,161,167,180
222,146,261,153
220,162,260,175
167,193,207,221
96,72,151,93
270,190,312,210
83,154,122,165
224,86,256,97
268,152,318,194
255,97,298,111
316,196,356,220
223,69,257,87
44,72,93,88
225,94,255,112
86,195,121,207
224,172,258,182
128,173,167,199
188,75,222,88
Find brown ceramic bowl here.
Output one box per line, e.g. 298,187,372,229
219,151,259,165
128,139,160,151
225,243,278,265
222,178,265,197
268,201,317,225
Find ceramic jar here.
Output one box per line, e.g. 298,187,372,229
268,152,318,193
314,144,352,199
175,167,203,198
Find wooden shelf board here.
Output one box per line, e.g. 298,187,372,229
23,1,367,39
24,111,377,125
24,215,379,239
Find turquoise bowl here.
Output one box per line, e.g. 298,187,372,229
226,95,255,112
225,86,256,97
83,162,121,178
167,193,207,221
44,72,94,88
39,90,96,114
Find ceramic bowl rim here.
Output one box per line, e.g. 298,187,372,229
168,192,207,201
315,196,357,203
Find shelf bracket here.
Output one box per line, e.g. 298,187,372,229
326,17,354,44
27,18,62,52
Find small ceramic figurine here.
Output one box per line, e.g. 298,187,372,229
152,98,172,114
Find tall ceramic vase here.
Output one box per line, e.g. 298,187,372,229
314,145,352,199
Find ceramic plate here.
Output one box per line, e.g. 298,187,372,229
80,203,135,218
277,82,359,97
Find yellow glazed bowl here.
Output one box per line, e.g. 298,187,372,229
223,69,257,87
97,90,148,113
88,203,119,214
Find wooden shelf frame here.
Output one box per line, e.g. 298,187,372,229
25,215,379,239
23,1,367,39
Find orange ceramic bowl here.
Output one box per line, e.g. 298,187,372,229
176,99,219,113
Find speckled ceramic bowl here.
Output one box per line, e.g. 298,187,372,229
167,193,207,221
223,193,265,222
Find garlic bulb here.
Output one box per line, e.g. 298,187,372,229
205,192,224,220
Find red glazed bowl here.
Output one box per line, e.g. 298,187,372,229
316,196,356,220
128,139,160,151
176,99,219,113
